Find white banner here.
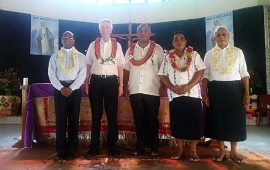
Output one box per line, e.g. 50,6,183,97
30,15,59,56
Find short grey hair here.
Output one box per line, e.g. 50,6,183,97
62,31,74,39
137,23,151,33
214,26,229,36
99,19,113,30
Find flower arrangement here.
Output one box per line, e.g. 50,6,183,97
248,68,262,89
0,67,21,94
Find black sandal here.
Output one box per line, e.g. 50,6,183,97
231,156,245,164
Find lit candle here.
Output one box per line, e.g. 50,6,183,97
23,78,28,85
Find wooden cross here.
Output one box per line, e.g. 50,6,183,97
111,22,155,49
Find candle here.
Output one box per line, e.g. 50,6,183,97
23,78,28,85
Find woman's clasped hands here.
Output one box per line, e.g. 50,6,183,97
172,84,190,95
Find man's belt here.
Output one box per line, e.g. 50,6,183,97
92,74,117,78
60,80,74,84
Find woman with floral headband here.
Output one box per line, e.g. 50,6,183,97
158,31,206,162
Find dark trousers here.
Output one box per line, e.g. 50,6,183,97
129,93,160,151
88,75,119,152
54,83,81,157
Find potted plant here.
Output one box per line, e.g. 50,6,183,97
0,67,21,95
248,68,263,95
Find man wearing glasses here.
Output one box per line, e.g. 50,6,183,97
48,31,86,163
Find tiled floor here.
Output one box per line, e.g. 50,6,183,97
0,116,21,125
0,124,21,148
228,125,270,159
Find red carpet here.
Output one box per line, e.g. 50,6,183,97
0,145,269,170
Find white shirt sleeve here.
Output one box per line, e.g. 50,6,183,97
123,48,131,71
85,42,94,65
116,42,126,66
194,52,206,72
158,55,169,76
48,53,64,91
155,44,165,68
238,49,249,78
202,51,210,80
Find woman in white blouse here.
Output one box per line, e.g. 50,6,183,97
158,31,206,162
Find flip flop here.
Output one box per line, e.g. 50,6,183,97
190,155,200,162
213,155,227,162
231,156,245,164
171,153,184,160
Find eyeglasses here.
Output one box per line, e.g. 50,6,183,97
62,37,74,40
215,33,228,38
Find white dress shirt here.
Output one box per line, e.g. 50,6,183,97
203,45,249,81
48,48,86,91
124,41,164,96
158,50,206,102
86,38,125,76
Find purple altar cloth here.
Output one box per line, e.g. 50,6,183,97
24,83,87,148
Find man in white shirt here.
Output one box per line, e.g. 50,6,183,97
202,26,250,164
84,19,125,158
123,23,166,156
48,31,86,163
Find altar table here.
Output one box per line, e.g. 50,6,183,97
24,83,174,148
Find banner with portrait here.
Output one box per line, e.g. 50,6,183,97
205,11,234,52
30,15,59,56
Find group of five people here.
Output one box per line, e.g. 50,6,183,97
48,19,249,164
